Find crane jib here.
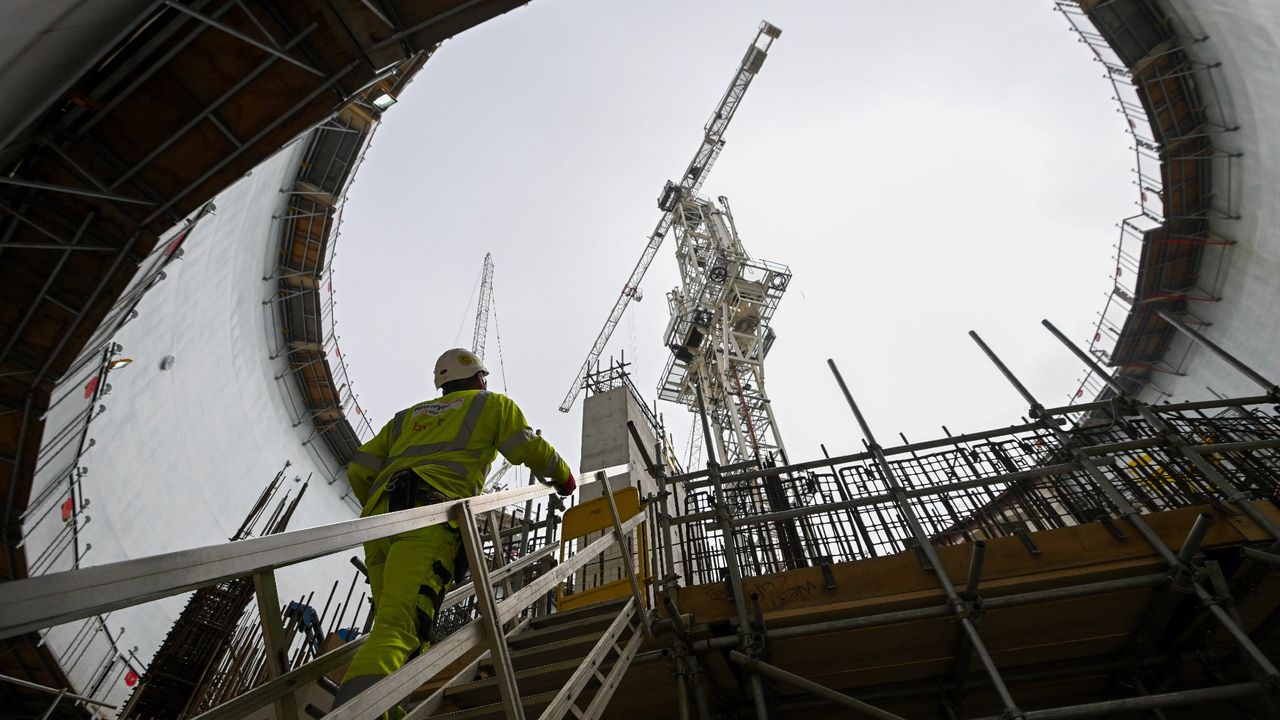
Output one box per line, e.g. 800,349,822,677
559,20,781,413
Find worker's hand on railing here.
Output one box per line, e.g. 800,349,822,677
554,473,576,496
535,472,575,496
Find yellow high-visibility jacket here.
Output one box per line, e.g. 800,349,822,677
347,390,570,517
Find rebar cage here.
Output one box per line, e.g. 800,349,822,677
666,398,1280,587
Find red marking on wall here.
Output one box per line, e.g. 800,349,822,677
83,375,100,399
163,225,193,258
61,497,74,522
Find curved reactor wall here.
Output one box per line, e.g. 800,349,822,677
20,131,372,713
1151,0,1280,400
6,0,1279,716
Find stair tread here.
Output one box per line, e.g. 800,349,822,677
481,630,615,672
446,657,584,702
526,597,629,631
426,689,559,720
508,611,621,650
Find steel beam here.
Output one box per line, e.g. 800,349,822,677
162,2,324,77
0,177,154,205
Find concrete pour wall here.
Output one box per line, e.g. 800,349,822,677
1140,0,1280,401
21,134,366,715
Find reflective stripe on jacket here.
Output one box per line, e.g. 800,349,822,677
347,390,570,516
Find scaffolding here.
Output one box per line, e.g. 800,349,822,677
3,3,1278,717
631,317,1280,719
3,311,1278,719
265,107,382,488
1055,0,1241,405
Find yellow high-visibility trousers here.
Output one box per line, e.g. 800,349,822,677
342,521,460,681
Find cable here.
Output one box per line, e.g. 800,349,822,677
452,264,484,348
490,293,510,394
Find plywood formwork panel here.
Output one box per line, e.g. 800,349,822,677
598,502,1280,719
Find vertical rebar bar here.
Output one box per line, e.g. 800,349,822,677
980,326,1280,689
1040,318,1280,542
827,358,1024,719
1158,311,1279,398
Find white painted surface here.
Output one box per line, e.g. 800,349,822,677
1139,0,1280,401
12,1,1280,715
22,136,366,714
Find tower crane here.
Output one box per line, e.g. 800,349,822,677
558,21,781,413
467,252,515,491
471,252,495,359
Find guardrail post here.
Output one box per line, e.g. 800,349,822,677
457,500,525,720
598,471,653,637
487,510,516,630
253,570,299,720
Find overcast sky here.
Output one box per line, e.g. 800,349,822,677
333,0,1133,473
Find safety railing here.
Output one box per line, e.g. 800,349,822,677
0,478,646,720
658,320,1280,588
627,317,1280,720
1055,0,1241,406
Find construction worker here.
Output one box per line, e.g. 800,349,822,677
332,348,576,713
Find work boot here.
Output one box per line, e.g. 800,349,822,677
332,674,408,719
331,674,382,711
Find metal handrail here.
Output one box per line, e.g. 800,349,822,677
0,473,642,720
0,481,556,638
320,511,646,720
184,541,557,720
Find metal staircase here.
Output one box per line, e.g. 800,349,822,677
0,476,652,720
418,597,641,720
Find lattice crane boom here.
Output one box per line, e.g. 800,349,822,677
471,252,494,359
559,20,781,413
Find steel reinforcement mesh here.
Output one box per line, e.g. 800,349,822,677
672,401,1280,586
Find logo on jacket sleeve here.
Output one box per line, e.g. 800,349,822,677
413,399,464,417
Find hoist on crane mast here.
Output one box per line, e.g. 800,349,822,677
558,20,782,414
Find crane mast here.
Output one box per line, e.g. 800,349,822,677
471,252,494,360
559,21,781,413
658,195,790,467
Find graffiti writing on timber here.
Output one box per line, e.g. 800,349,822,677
703,574,823,610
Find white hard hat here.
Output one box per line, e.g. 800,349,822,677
434,348,488,389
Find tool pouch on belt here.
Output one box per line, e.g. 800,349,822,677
384,469,471,584
386,469,449,512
